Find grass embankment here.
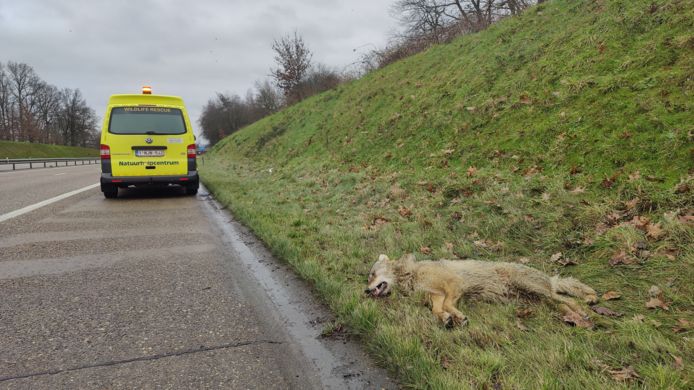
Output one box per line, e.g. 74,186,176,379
0,140,97,159
201,0,693,387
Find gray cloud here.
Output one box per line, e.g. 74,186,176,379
0,0,397,134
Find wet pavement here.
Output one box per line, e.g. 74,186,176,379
0,168,395,389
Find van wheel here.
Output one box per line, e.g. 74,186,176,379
186,185,198,196
103,186,118,199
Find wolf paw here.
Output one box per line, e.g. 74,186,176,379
442,313,468,329
444,316,455,329
453,314,469,327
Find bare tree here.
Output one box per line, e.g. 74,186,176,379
0,61,98,147
271,32,313,98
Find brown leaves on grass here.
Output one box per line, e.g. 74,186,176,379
601,172,620,188
398,206,412,217
673,355,683,370
591,306,623,317
365,216,389,230
624,198,639,210
645,285,669,311
466,166,477,177
673,319,691,333
608,366,640,382
550,252,576,266
609,250,638,266
419,246,432,255
562,311,593,328
602,291,622,301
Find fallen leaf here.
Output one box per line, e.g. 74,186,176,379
419,246,432,255
541,192,551,201
678,214,694,224
624,198,639,210
673,318,691,333
609,366,640,382
673,355,683,370
645,297,669,310
562,311,594,328
569,165,582,175
628,171,641,181
646,223,664,239
602,291,622,301
466,166,477,177
674,183,689,193
630,215,650,230
518,257,530,264
632,314,645,323
524,166,540,176
473,240,490,248
570,186,586,194
601,176,616,188
550,252,563,262
609,250,637,266
516,308,533,318
591,306,623,317
398,206,412,217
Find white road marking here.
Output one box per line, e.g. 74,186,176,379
0,183,100,223
54,173,66,176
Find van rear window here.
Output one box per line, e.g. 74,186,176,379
109,107,186,135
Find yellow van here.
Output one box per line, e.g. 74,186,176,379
99,87,198,198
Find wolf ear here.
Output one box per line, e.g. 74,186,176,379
378,254,390,262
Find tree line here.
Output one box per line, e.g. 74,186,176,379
0,61,99,147
199,32,345,146
199,1,542,146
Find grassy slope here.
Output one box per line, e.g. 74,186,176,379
202,0,693,388
0,141,97,158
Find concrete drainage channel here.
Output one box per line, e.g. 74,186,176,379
199,185,397,389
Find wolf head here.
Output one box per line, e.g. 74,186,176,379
365,254,396,297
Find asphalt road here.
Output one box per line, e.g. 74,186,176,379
0,166,394,389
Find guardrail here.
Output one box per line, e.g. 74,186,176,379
0,157,100,171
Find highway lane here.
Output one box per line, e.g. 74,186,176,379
0,172,394,388
0,164,99,216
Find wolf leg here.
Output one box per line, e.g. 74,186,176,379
551,276,598,304
443,293,468,327
430,294,454,328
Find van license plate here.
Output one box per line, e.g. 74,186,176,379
136,150,164,157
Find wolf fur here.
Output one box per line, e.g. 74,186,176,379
365,254,598,328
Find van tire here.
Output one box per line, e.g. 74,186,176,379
186,185,198,196
103,186,118,199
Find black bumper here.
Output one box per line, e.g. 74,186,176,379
101,171,199,189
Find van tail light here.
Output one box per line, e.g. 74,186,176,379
187,144,196,159
100,144,111,160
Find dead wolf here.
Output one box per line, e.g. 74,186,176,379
365,254,598,328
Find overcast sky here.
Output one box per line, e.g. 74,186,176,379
0,0,399,134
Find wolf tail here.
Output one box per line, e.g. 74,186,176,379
550,276,598,304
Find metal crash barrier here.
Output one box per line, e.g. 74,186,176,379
0,157,100,171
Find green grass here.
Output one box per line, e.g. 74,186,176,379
201,0,693,388
0,141,97,158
